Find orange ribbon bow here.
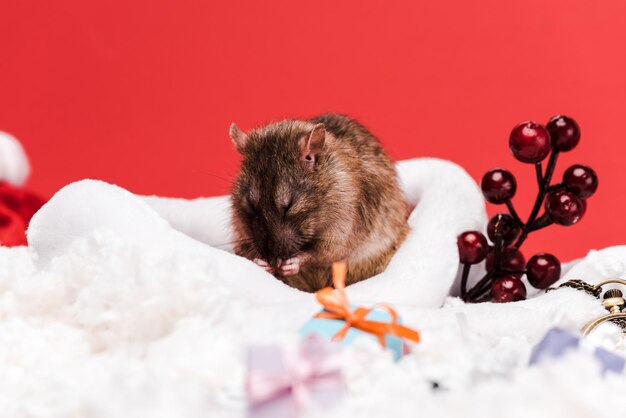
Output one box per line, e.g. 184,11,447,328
314,262,420,348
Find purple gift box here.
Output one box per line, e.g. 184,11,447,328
530,327,625,375
246,335,343,418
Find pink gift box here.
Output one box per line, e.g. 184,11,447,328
246,335,343,418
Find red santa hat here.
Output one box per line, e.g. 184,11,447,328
0,131,46,246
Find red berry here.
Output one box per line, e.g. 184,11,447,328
486,247,526,277
563,164,598,199
509,121,552,163
545,190,585,226
547,115,580,152
481,169,517,204
491,276,527,303
487,213,520,245
457,231,489,264
526,253,561,289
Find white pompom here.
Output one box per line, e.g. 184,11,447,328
0,130,31,185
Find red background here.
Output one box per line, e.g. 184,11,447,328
1,0,625,261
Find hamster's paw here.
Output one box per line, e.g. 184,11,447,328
253,258,274,274
278,257,301,276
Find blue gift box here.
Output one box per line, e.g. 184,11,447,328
299,306,406,361
530,327,625,376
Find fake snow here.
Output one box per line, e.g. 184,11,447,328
0,158,624,417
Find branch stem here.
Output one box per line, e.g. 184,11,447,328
460,263,472,300
512,151,560,251
505,200,524,227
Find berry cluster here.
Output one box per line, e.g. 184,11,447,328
457,116,598,303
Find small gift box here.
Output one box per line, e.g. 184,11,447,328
530,327,625,375
246,334,342,418
299,263,420,361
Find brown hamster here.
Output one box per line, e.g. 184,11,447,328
229,113,409,292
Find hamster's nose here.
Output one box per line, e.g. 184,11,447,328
275,228,299,258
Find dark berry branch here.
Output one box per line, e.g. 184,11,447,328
459,116,594,303
460,263,471,299
547,183,563,192
528,212,553,231
493,230,504,270
465,270,495,301
512,150,560,252
543,151,560,185
534,162,543,187
467,284,493,302
505,199,523,227
463,218,507,301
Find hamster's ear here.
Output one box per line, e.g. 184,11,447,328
299,123,326,166
230,123,249,153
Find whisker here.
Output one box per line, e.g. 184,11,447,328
211,238,255,248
